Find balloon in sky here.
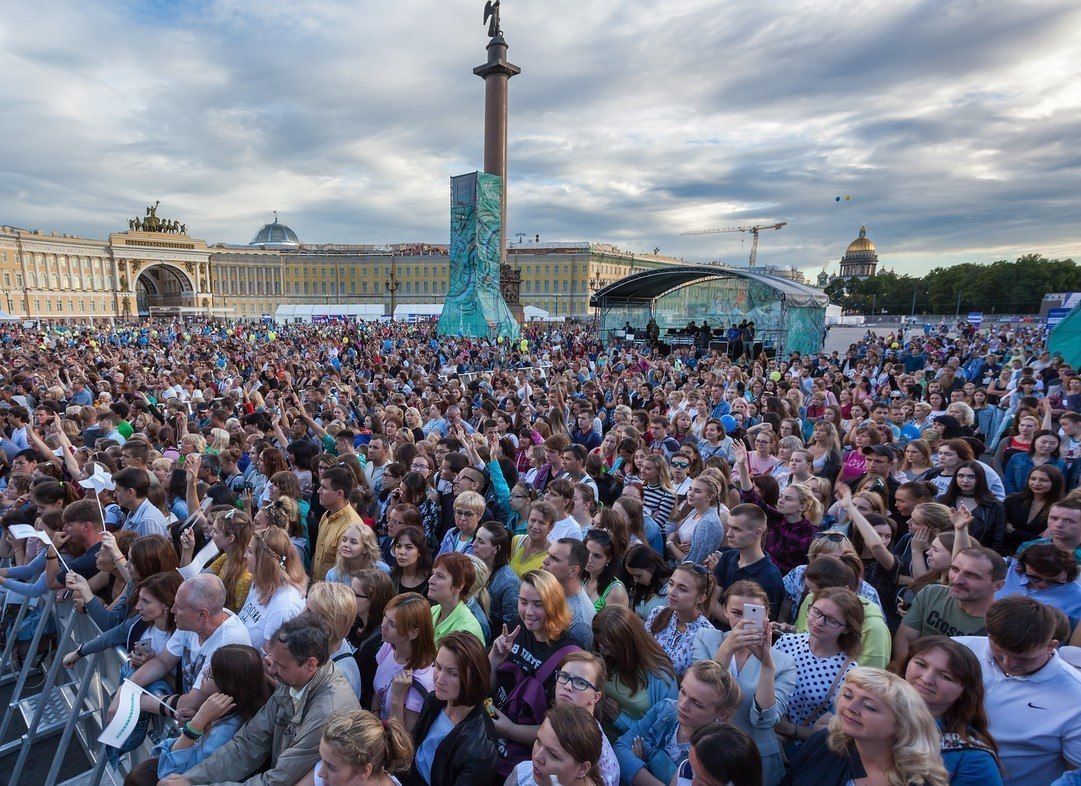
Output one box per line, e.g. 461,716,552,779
835,196,841,202
845,195,851,201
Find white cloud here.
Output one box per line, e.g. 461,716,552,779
0,0,1078,275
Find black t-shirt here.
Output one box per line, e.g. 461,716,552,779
57,541,107,596
712,549,785,621
493,620,577,710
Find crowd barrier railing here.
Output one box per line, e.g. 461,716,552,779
0,586,164,786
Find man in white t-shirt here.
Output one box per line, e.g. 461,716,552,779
109,574,250,723
545,478,585,542
166,612,359,786
957,596,1081,786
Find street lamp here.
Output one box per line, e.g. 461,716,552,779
385,263,400,321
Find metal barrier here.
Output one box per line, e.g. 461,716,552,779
0,589,164,786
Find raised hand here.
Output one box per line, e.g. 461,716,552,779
101,530,122,561
950,505,973,531
492,623,521,662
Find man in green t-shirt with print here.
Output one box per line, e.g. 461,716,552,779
893,546,1006,663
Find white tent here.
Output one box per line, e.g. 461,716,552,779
0,309,19,322
523,305,551,321
273,303,385,323
393,303,444,321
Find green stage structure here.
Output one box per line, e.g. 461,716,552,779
437,171,520,340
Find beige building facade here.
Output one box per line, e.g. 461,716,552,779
0,210,688,320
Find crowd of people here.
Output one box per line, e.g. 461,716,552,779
1,314,1080,786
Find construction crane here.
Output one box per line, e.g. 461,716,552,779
681,221,787,266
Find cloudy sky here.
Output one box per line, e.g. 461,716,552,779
1,0,1079,275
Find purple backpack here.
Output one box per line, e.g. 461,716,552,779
495,644,579,776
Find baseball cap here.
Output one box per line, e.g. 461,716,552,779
861,444,895,458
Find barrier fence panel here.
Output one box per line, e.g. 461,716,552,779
0,595,31,686
0,592,170,786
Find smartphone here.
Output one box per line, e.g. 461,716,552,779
743,603,766,627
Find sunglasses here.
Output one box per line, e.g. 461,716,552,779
670,461,690,469
679,560,709,576
813,531,846,543
1023,571,1067,588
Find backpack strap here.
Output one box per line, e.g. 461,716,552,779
534,644,579,686
331,650,353,663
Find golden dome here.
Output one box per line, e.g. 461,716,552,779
846,226,876,254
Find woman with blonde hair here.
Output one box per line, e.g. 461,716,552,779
639,455,677,531
779,667,949,786
207,428,231,455
328,523,386,585
666,474,727,565
613,661,742,786
297,709,414,786
179,433,207,458
306,581,362,701
237,525,307,651
488,570,580,777
200,509,253,613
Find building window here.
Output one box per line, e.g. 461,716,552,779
15,274,22,288
2,273,8,288
46,300,52,312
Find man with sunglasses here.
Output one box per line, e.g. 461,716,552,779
995,542,1081,628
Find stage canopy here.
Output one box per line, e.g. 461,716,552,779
589,265,830,356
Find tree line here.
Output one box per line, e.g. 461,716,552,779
824,254,1081,315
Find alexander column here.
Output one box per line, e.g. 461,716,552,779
475,1,524,322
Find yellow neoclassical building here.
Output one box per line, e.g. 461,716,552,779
0,206,691,320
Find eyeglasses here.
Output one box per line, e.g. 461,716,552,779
813,531,846,543
554,670,598,692
1023,571,1068,588
670,461,690,469
808,605,845,629
511,492,531,499
454,509,479,518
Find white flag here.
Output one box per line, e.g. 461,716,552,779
178,541,221,579
99,680,142,749
8,524,48,542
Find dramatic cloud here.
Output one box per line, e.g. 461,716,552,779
1,0,1079,274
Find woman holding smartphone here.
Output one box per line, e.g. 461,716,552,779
691,581,797,786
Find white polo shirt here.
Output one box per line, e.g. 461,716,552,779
956,636,1081,786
